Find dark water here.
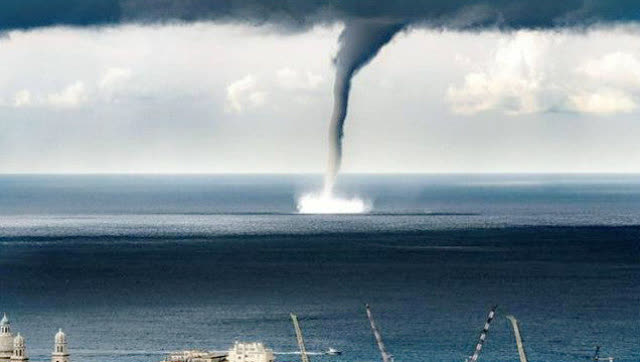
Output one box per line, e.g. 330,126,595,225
0,175,638,362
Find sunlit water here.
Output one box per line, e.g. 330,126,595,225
0,174,639,362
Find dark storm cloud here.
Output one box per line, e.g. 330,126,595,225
1,0,640,31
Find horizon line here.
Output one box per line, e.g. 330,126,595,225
1,171,640,176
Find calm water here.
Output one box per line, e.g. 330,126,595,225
0,175,638,362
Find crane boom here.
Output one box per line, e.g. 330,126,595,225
467,305,497,362
506,315,528,362
290,313,310,362
365,304,393,362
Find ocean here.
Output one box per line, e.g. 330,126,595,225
0,174,638,362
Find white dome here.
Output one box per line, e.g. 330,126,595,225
13,333,24,348
55,329,66,344
0,314,8,327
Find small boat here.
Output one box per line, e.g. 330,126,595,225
593,346,614,361
326,348,342,356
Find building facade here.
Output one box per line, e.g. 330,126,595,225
51,329,69,362
10,334,28,362
227,342,275,362
161,350,226,362
1,314,14,362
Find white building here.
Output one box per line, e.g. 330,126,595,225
227,342,275,362
10,334,28,362
161,350,226,362
51,329,70,362
0,313,70,362
1,314,15,362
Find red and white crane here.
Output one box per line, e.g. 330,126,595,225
466,305,498,362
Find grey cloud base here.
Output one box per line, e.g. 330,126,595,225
2,1,640,31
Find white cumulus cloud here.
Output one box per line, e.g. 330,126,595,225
13,90,32,107
225,74,267,113
567,89,637,115
447,32,640,116
98,67,133,102
447,31,557,115
577,52,640,88
99,67,132,89
47,81,89,108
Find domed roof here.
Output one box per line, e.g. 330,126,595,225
55,329,66,344
0,313,8,326
13,333,24,347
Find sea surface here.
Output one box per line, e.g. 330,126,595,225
0,174,638,362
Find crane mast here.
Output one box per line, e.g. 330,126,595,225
290,313,310,362
365,304,393,362
506,315,528,362
467,305,497,362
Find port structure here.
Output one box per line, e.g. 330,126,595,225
466,305,498,362
506,315,528,362
365,304,393,362
290,313,310,362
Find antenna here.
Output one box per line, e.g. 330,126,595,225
365,304,393,362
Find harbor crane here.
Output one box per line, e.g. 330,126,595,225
365,304,393,362
290,313,310,362
466,305,498,362
506,315,528,362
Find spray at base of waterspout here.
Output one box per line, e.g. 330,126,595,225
296,191,371,214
